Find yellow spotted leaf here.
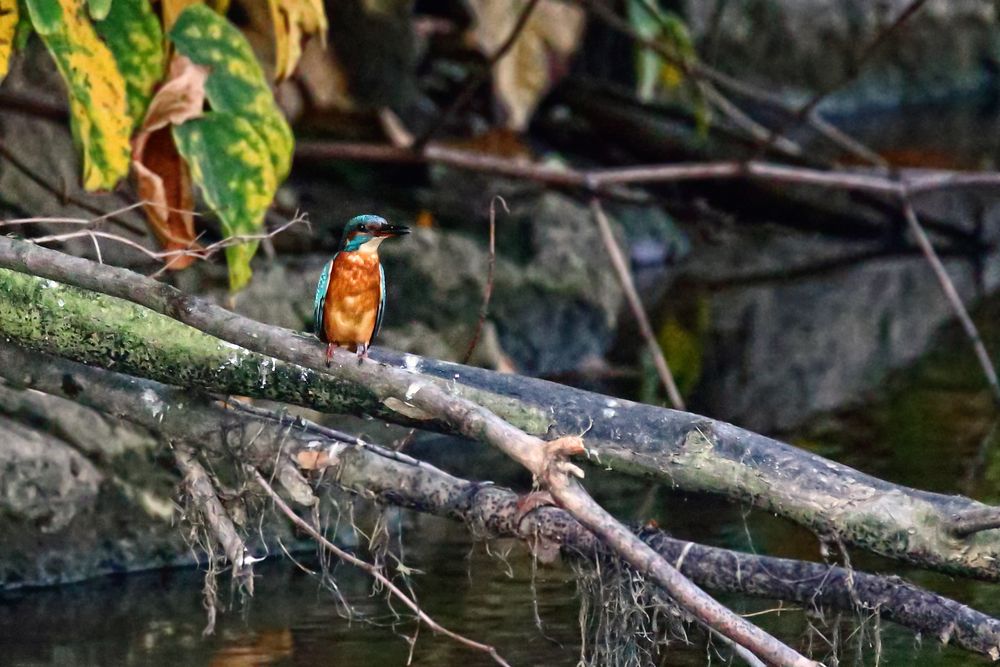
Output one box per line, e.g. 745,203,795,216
267,0,326,81
25,0,130,190
169,4,293,179
173,112,277,291
0,0,18,82
94,0,165,128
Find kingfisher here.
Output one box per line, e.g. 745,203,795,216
313,214,410,365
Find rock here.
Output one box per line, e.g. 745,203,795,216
0,387,184,588
0,416,101,532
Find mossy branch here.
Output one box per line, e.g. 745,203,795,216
1,236,999,584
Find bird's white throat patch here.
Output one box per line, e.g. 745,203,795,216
358,236,385,255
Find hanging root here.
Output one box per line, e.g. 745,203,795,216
571,553,688,667
174,445,259,634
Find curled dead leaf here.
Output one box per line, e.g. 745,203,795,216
131,55,209,270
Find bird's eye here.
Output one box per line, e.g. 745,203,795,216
358,225,367,232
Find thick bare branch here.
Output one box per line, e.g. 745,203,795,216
2,238,1000,581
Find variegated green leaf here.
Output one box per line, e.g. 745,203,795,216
0,0,18,81
94,0,164,127
173,112,277,291
86,0,108,20
169,4,293,180
25,0,130,190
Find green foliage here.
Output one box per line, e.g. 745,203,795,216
93,0,163,127
173,112,277,291
4,0,319,288
168,4,294,289
25,0,131,190
169,4,293,180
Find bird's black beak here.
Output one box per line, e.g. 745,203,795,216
378,224,410,237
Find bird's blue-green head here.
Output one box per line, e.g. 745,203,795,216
339,214,410,252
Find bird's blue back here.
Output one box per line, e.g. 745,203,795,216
312,257,334,339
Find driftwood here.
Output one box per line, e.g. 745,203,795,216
2,342,999,659
1,237,999,583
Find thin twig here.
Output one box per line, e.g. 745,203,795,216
900,195,1000,405
4,211,308,266
461,195,503,364
412,0,543,149
590,197,684,409
251,468,512,667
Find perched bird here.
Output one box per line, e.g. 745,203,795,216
313,215,409,364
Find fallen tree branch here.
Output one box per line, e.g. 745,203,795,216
0,238,1000,580
3,342,1000,660
2,239,1000,582
0,249,811,662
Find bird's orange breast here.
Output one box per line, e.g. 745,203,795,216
323,252,382,348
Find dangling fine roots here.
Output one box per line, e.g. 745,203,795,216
571,553,688,667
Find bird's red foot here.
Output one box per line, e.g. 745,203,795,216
325,342,336,367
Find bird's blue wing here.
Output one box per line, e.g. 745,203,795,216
374,262,386,339
312,257,334,339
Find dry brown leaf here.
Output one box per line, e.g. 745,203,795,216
267,0,327,81
468,0,585,130
131,55,209,270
